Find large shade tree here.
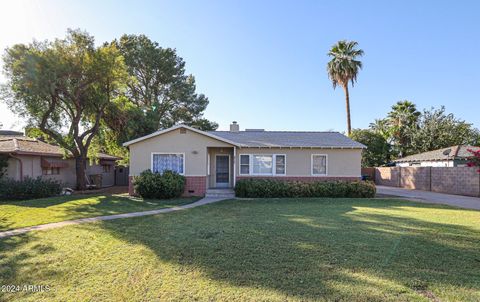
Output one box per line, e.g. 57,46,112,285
408,106,480,153
1,29,128,189
102,34,217,147
327,40,364,136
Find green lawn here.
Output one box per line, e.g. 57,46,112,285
1,198,479,301
0,194,200,231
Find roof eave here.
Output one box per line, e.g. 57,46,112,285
123,124,240,147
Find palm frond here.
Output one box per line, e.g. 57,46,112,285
326,40,363,88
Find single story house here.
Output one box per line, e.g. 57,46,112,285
0,134,120,188
124,122,365,196
394,145,479,167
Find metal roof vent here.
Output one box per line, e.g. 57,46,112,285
245,129,265,132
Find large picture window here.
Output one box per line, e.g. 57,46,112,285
311,154,327,175
252,155,273,174
239,154,286,175
152,153,184,175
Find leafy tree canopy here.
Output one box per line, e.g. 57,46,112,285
1,29,128,189
350,129,391,167
103,34,217,144
366,101,480,163
408,106,480,154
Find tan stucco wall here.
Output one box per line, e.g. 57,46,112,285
128,128,234,176
5,158,20,180
4,155,115,188
8,155,77,187
236,148,362,177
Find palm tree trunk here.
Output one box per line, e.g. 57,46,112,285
343,85,352,136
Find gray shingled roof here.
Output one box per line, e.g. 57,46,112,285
208,131,366,148
394,145,480,163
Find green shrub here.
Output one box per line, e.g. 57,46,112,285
234,178,376,198
134,170,186,199
0,177,63,200
0,154,8,179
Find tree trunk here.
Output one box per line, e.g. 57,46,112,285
75,156,87,190
343,85,352,136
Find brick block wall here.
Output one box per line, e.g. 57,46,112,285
128,175,207,197
400,167,431,191
375,167,400,187
375,167,480,197
431,167,480,197
236,176,361,182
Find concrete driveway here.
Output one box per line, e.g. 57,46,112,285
376,185,480,210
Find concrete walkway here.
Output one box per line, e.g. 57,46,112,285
0,197,228,239
377,185,480,210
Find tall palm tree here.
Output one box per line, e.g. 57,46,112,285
327,40,364,136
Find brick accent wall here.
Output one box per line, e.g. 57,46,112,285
128,175,207,197
184,176,207,197
236,176,361,182
375,167,480,197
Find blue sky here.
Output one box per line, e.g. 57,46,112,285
0,0,479,132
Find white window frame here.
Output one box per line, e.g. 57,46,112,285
238,154,287,176
239,154,250,175
311,154,328,176
274,154,286,175
151,152,186,175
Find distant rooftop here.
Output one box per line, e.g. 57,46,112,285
394,145,480,163
0,135,119,160
0,130,23,136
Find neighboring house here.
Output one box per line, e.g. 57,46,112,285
124,122,365,196
394,145,479,167
0,134,120,188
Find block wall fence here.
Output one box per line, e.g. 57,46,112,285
373,167,480,197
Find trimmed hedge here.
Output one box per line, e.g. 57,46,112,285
134,170,186,199
0,177,63,200
235,178,376,198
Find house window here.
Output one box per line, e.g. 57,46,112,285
252,155,273,174
102,165,111,173
152,153,184,175
311,154,327,175
42,167,60,175
240,155,250,175
275,155,286,175
239,154,286,175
